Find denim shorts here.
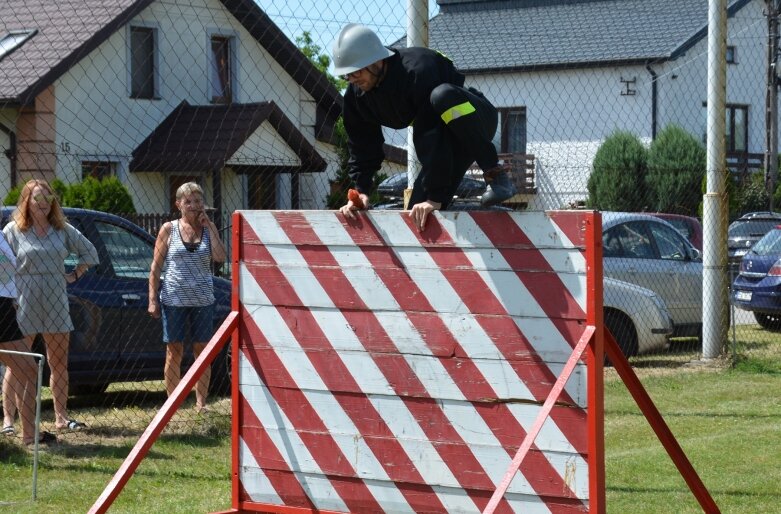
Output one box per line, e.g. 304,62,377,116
161,303,215,344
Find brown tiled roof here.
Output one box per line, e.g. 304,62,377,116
0,0,152,105
129,101,327,173
0,0,342,135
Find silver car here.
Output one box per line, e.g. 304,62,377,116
603,277,673,356
602,212,703,339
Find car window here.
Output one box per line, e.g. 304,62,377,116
94,221,154,279
606,222,654,259
665,218,693,240
729,220,780,237
752,229,781,255
648,222,688,260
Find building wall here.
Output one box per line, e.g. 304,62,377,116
52,0,321,213
462,0,772,211
0,108,16,202
469,64,653,210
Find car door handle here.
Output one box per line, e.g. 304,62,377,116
122,293,141,304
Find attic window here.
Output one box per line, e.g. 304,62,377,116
0,29,36,60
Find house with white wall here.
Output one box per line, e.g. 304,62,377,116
0,0,349,217
425,0,768,210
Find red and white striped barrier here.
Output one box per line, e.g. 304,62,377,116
90,209,718,514
233,209,601,513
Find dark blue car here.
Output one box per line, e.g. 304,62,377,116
731,224,781,330
0,207,232,395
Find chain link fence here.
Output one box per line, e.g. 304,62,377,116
0,0,779,462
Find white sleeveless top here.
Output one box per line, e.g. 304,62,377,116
160,220,214,307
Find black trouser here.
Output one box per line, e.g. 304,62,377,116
409,84,499,208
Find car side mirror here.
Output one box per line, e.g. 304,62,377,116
689,248,702,261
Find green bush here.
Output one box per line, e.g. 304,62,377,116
587,131,648,211
3,178,68,206
63,176,136,214
646,125,706,215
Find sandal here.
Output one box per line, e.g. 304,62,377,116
1,425,15,436
58,419,86,431
25,431,57,446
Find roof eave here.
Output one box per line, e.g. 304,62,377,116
459,57,670,75
12,0,155,106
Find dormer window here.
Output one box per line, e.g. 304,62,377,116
0,29,36,60
129,26,157,99
210,35,233,104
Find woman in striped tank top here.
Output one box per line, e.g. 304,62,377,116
148,182,226,412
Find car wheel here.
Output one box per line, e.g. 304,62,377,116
208,344,232,397
754,312,781,331
604,309,639,361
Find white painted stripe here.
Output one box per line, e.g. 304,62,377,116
241,297,475,510
303,212,587,448
240,357,350,513
239,212,590,503
239,438,284,505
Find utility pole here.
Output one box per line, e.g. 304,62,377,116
766,0,779,210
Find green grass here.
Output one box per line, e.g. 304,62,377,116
1,333,779,513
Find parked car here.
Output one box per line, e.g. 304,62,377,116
648,213,703,251
370,203,672,356
603,277,673,357
602,212,703,339
377,173,487,200
730,224,781,330
728,211,781,275
0,207,232,395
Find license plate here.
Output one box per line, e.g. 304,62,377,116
735,290,752,302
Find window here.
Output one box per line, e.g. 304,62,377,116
210,35,233,104
726,105,748,153
82,161,117,180
648,223,688,261
0,30,36,60
130,26,156,99
499,107,527,153
94,221,154,279
726,46,737,64
701,103,748,153
605,222,654,259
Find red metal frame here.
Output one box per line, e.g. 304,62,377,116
603,330,720,513
88,311,239,514
231,212,242,512
585,212,606,513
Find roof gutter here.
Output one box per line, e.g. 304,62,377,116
0,120,17,189
645,62,658,140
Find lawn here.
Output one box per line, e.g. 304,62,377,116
1,329,779,513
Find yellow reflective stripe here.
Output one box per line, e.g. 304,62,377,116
441,101,476,124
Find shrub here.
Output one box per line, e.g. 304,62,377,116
63,176,135,214
3,178,68,206
587,131,648,211
646,125,706,215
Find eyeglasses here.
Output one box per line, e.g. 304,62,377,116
33,194,56,204
341,68,366,80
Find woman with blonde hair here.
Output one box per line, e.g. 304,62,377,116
2,179,98,431
148,182,226,411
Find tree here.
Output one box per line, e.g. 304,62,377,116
587,131,648,211
646,125,706,215
296,32,348,91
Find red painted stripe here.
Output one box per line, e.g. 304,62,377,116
238,316,384,512
337,213,585,505
548,211,589,247
274,212,515,511
402,214,588,455
239,393,317,509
